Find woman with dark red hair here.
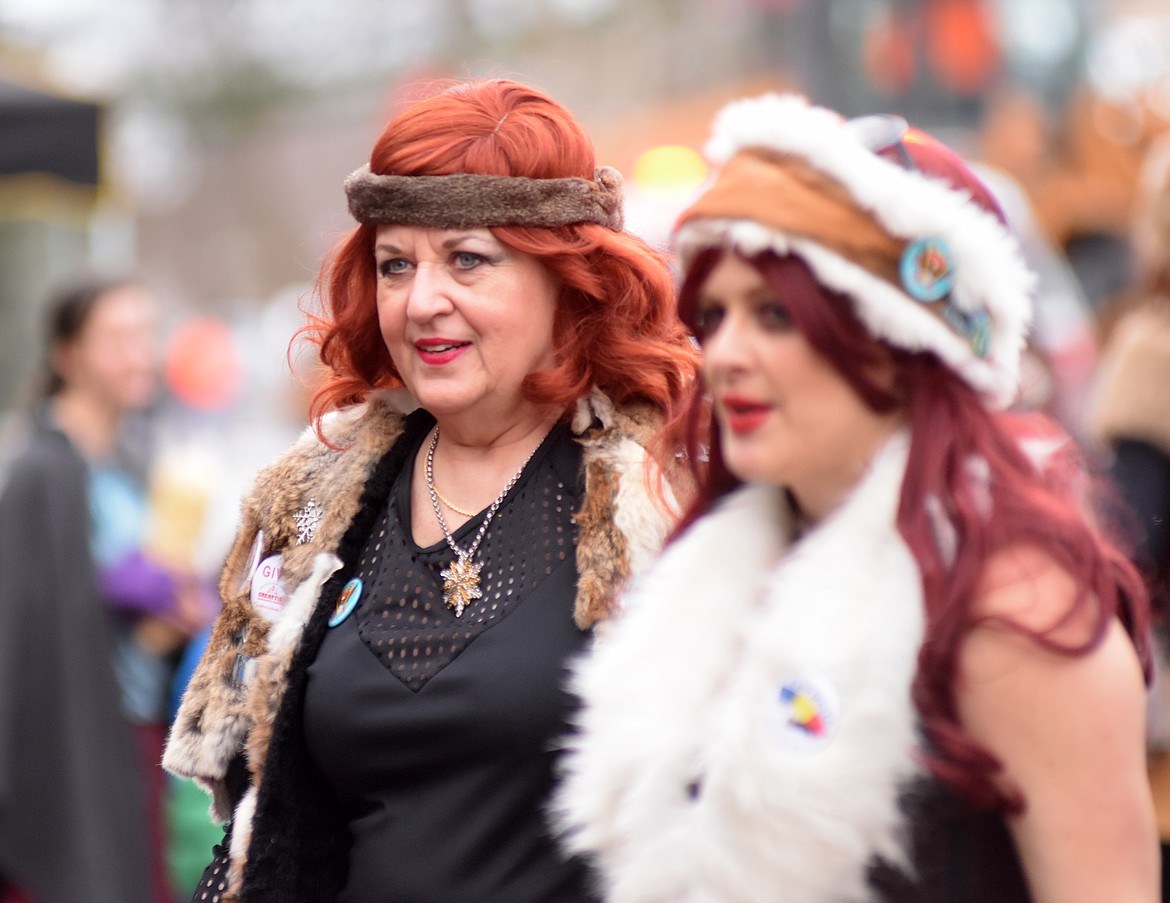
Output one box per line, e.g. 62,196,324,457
556,95,1157,902
163,78,698,902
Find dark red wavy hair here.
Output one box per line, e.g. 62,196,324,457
670,247,1150,812
300,78,699,429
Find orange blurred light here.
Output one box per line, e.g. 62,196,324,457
631,145,709,193
164,317,243,411
925,0,1000,94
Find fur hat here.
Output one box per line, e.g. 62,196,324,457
345,165,625,231
675,93,1034,408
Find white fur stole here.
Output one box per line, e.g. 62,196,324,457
555,432,925,903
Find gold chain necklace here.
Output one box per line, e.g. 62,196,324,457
431,483,479,517
425,426,543,617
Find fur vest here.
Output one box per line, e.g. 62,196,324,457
554,431,930,903
163,387,681,901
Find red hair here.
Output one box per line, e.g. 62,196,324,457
671,248,1151,811
300,79,698,429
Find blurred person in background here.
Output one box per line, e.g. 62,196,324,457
163,78,698,902
0,276,201,903
556,94,1156,902
1092,135,1170,613
1091,134,1170,874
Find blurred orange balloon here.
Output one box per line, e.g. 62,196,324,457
925,0,1000,95
164,317,243,411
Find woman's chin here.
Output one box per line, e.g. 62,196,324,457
724,455,777,487
117,387,159,414
408,387,480,420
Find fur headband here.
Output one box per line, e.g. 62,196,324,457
345,165,625,231
676,93,1034,408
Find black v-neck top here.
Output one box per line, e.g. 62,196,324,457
302,423,599,903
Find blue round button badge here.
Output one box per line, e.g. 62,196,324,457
329,577,363,627
899,237,955,303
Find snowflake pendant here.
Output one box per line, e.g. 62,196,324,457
293,499,323,545
441,554,483,617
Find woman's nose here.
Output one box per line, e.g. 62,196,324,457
404,262,455,320
702,311,749,375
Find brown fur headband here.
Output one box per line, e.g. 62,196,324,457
344,164,625,231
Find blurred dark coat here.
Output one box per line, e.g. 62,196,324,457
0,412,152,903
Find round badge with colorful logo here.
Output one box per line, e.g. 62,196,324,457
774,675,839,753
329,577,363,627
899,236,955,303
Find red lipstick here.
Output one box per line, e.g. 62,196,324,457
721,395,771,435
415,337,469,365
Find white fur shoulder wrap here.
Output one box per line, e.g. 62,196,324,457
554,431,926,903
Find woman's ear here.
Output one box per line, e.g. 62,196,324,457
49,340,77,391
865,346,907,409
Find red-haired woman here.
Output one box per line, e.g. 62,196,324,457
164,79,698,903
556,95,1157,902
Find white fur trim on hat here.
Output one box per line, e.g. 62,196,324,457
676,93,1035,408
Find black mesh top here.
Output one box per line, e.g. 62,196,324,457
302,422,600,903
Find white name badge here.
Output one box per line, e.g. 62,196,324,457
250,553,287,622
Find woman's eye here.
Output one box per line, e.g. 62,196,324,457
378,258,411,278
452,251,487,270
758,302,792,331
692,305,724,342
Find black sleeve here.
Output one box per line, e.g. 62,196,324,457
1109,439,1170,602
